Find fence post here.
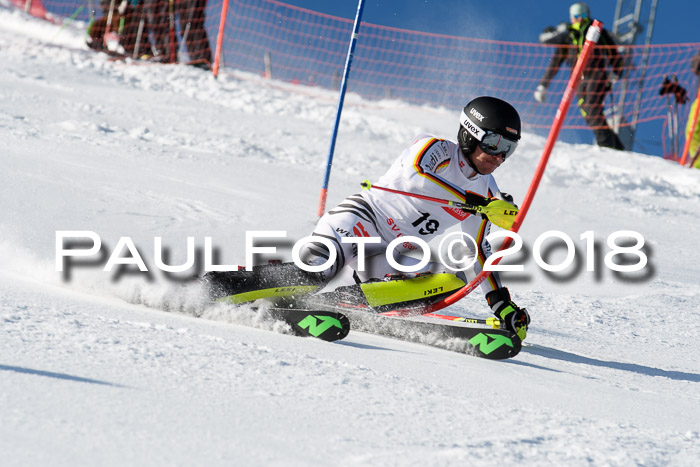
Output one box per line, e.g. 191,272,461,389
316,0,366,217
212,0,230,77
264,52,272,79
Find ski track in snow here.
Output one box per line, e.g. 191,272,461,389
1,5,700,466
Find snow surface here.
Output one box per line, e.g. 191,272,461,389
1,5,700,466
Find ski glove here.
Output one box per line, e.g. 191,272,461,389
460,191,488,215
486,287,530,341
534,85,546,103
463,192,516,209
499,192,518,208
463,191,488,207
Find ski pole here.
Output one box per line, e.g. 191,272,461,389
423,312,501,329
104,0,117,45
665,94,674,158
133,7,146,59
179,1,196,62
671,76,680,159
168,0,177,63
49,5,84,42
360,180,518,230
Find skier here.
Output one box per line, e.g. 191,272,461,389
142,0,170,61
534,2,625,150
205,96,530,340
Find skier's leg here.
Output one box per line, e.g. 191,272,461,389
580,82,625,150
203,262,326,301
205,196,386,301
298,206,386,283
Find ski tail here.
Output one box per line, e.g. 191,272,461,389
202,263,323,304
267,308,350,342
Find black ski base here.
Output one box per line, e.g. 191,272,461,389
264,307,350,342
338,309,521,360
294,296,522,360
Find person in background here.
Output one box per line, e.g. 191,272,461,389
87,0,148,56
174,0,212,69
141,0,211,68
141,0,170,62
686,49,700,168
534,2,625,150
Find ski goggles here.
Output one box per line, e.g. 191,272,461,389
478,131,518,160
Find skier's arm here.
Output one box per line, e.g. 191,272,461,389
537,23,570,89
539,45,568,89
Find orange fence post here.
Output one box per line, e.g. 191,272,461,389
212,0,230,77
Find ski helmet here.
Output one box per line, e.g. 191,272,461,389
457,96,521,159
569,2,590,19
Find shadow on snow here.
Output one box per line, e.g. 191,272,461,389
0,364,127,387
522,345,700,383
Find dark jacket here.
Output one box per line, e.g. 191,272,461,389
538,19,623,89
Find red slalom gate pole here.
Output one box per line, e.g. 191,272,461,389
424,20,605,314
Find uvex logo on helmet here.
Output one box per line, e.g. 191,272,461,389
469,107,485,122
460,111,485,141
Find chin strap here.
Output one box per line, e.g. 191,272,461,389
462,149,484,176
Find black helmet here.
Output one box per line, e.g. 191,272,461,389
457,96,521,158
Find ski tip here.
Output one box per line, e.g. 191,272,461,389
468,331,522,360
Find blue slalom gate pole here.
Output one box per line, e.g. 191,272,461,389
316,0,366,217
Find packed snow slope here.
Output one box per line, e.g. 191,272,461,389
1,5,700,466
